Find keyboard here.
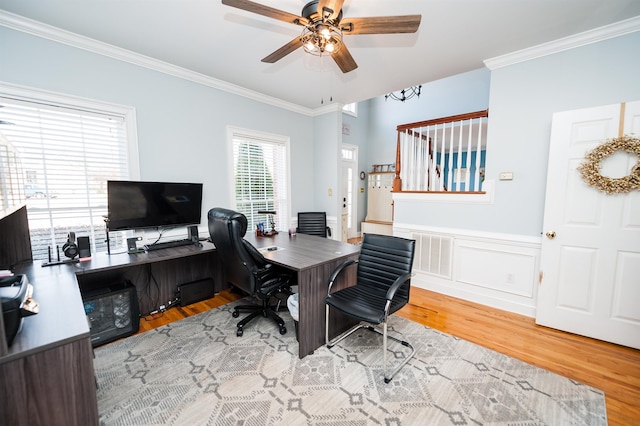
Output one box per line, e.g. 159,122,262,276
144,239,194,251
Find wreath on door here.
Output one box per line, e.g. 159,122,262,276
577,135,640,194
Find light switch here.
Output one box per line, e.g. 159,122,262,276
499,172,514,180
328,188,333,196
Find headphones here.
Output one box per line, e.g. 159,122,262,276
63,232,79,259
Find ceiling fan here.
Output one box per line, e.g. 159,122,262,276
221,0,421,73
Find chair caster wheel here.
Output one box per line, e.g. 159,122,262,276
237,328,243,337
279,326,287,335
232,310,240,318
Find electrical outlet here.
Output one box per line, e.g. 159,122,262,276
499,172,514,180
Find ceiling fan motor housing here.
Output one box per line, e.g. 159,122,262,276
302,0,343,24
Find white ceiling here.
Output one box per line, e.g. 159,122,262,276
1,1,640,111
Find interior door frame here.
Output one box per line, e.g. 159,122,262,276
341,144,358,239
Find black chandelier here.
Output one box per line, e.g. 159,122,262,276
385,85,422,102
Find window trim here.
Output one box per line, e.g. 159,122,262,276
0,82,140,258
342,102,358,117
226,125,292,229
0,82,140,180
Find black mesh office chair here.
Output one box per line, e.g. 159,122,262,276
325,233,416,383
208,207,292,337
296,212,331,238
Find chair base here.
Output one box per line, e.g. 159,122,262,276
326,321,415,383
232,299,287,337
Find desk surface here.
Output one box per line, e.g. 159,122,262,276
4,236,357,362
2,261,88,363
245,233,360,271
244,233,361,357
3,242,216,363
74,241,216,275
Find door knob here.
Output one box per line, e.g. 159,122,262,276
545,231,556,239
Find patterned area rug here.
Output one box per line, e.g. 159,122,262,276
94,299,607,425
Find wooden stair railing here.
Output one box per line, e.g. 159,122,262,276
394,109,488,193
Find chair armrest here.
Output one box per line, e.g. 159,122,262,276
382,272,413,317
385,272,413,301
327,259,358,295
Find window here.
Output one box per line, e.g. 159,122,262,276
229,127,290,233
342,102,357,117
0,85,137,261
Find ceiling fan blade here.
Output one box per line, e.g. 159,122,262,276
261,36,304,63
221,0,309,26
332,45,358,73
340,15,422,34
317,0,344,21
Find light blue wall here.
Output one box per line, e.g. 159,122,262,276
484,30,640,236
4,24,639,239
386,31,640,237
312,111,340,216
341,106,370,229
367,68,491,167
0,26,317,230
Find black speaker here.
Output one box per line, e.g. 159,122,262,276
188,225,199,242
127,237,142,253
62,232,78,259
77,236,91,258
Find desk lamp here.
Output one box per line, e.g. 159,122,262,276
257,210,278,236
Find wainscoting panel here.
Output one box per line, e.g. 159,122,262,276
455,239,536,298
395,224,541,317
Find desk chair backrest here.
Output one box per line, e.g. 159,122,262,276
297,212,331,238
357,233,415,312
208,207,266,295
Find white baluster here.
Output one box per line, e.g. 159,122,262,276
475,118,483,191
439,124,446,191
456,120,463,191
447,123,454,191
466,118,473,191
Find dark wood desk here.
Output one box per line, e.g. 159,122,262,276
245,233,360,358
1,262,98,426
1,242,219,426
74,242,221,314
0,235,356,424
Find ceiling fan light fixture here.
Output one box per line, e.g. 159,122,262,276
301,24,343,56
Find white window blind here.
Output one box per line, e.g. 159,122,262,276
231,129,290,233
0,94,131,261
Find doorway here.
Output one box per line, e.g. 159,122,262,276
341,145,358,240
537,101,640,349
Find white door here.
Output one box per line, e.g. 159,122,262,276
341,145,357,239
536,101,640,349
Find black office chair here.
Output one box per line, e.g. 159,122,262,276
208,207,291,337
296,211,331,238
325,233,416,383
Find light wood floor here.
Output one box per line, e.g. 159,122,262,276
136,287,640,426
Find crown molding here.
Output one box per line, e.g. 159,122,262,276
484,15,640,70
0,10,325,116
